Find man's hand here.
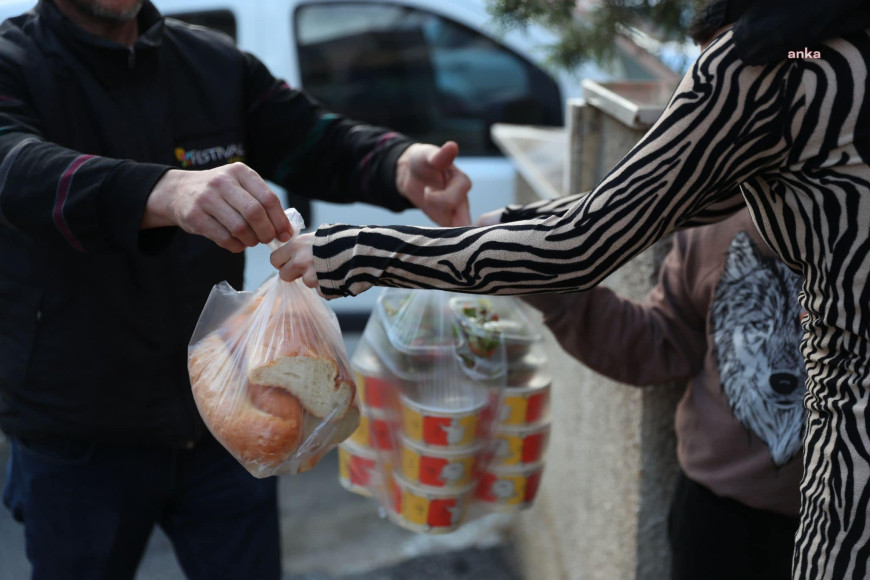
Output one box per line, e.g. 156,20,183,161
396,141,472,227
142,163,292,253
270,233,319,290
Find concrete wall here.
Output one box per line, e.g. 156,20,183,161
509,98,683,580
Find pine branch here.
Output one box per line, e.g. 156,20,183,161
487,0,707,71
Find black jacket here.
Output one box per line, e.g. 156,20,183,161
0,0,413,446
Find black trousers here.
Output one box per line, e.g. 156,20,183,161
3,434,281,580
668,471,799,580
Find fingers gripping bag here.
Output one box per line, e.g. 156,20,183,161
188,209,359,478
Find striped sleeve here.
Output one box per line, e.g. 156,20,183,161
500,187,745,226
312,30,793,298
500,193,581,222
521,225,708,386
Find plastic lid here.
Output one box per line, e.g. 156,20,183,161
377,289,457,356
362,314,450,381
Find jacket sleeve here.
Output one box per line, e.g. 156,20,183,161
241,52,415,212
523,230,708,386
0,59,171,254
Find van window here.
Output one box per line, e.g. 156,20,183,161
294,3,562,156
166,9,237,42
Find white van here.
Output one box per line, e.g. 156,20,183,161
148,0,622,323
0,0,666,323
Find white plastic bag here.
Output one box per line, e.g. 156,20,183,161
188,209,359,478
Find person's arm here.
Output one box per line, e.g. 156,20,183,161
0,63,170,254
498,193,584,223
523,229,709,386
481,186,745,227
0,50,293,255
275,30,792,297
241,54,470,226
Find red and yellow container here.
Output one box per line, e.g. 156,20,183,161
399,392,486,448
388,474,473,534
347,412,371,448
475,462,544,510
399,435,479,489
488,376,551,426
489,422,551,467
337,442,379,498
351,339,400,410
348,409,399,451
353,366,400,412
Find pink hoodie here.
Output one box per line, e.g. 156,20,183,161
524,209,805,517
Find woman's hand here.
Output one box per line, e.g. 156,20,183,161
270,233,320,291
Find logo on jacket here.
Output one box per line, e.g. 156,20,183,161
711,231,806,467
174,143,245,168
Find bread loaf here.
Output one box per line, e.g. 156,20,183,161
188,296,358,475
189,334,304,473
248,308,356,419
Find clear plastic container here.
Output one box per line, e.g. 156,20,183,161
378,289,456,357
362,290,469,381
362,313,445,381
449,296,541,363
454,324,548,385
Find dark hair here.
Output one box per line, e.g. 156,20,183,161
689,0,870,65
688,0,750,46
687,12,721,46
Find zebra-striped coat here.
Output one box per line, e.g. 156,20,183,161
313,29,870,578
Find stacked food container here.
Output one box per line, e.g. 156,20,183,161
337,289,553,534
337,338,397,499
449,296,552,512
